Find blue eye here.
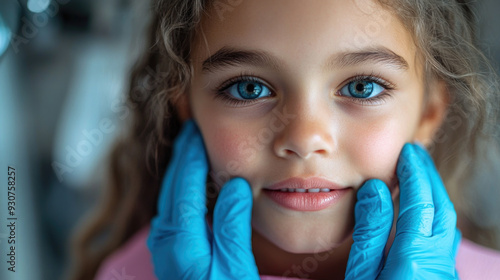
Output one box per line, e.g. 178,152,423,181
225,79,272,100
339,80,385,99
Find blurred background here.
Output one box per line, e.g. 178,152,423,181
0,0,499,280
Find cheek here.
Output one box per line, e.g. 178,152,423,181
345,116,411,186
199,123,258,187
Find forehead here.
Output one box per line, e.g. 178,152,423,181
192,0,420,76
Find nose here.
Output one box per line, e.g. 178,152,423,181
273,105,335,159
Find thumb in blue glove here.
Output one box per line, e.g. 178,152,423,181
345,179,394,279
147,119,260,280
345,143,461,280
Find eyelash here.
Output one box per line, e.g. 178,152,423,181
336,72,395,106
214,72,272,107
213,71,395,107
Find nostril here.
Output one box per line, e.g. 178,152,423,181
280,147,328,159
315,149,328,155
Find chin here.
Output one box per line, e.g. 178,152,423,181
252,213,355,254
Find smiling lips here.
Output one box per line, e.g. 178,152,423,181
263,177,351,211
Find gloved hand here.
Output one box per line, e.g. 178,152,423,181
147,119,260,280
345,143,461,280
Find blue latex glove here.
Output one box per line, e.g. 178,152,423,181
345,143,462,279
147,119,260,280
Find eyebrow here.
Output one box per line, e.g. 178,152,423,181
201,46,409,73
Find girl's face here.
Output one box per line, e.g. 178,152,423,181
185,0,446,265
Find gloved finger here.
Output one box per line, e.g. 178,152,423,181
396,143,434,237
171,120,210,233
147,119,211,278
211,177,260,280
413,144,457,237
345,179,394,280
157,119,199,223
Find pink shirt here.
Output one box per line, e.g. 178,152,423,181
95,225,500,280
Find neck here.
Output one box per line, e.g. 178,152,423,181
252,229,352,280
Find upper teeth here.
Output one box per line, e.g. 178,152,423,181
278,188,331,192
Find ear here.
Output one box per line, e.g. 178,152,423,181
174,93,192,122
413,78,450,146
